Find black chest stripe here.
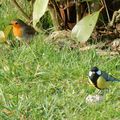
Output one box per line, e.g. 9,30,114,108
89,75,100,89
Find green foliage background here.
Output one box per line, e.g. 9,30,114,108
0,0,120,120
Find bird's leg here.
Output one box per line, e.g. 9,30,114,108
26,39,30,45
103,88,109,94
95,89,104,95
18,40,23,47
95,88,109,96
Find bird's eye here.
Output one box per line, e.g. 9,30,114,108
15,22,18,24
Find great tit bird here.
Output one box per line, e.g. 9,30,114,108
88,67,120,89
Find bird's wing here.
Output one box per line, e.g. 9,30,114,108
101,71,120,82
25,25,37,35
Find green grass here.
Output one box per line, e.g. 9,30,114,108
0,1,120,119
0,35,120,120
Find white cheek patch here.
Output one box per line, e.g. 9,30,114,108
89,71,93,76
96,70,101,75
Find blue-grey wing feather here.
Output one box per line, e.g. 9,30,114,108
101,71,120,82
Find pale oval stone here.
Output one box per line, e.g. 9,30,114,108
86,94,104,104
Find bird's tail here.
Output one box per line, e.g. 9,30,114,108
102,71,120,82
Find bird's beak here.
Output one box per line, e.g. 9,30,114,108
9,21,14,25
9,22,12,25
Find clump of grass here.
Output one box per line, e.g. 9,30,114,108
0,34,120,119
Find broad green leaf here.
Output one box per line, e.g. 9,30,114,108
33,0,49,27
72,11,100,43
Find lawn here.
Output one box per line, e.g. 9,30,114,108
0,1,120,120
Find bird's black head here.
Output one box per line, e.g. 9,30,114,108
91,66,99,72
89,66,101,78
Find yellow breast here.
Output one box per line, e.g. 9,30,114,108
97,76,109,89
